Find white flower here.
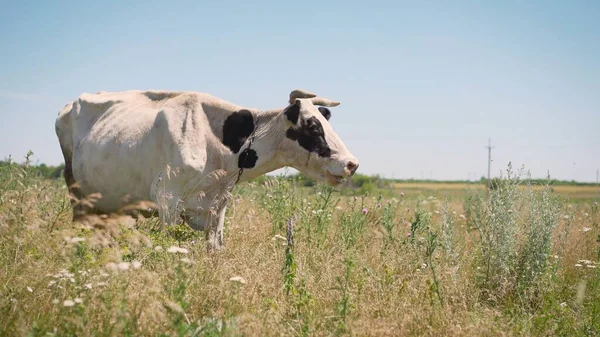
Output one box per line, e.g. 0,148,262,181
63,300,75,307
587,265,597,269
167,246,189,254
105,263,118,272
83,283,93,290
459,214,466,219
180,258,193,265
229,276,247,284
97,282,108,287
559,302,567,308
582,227,592,233
74,298,83,304
132,261,142,269
117,262,130,271
48,280,56,287
52,299,60,305
575,264,583,267
154,246,163,252
271,234,286,241
71,237,86,243
26,287,33,293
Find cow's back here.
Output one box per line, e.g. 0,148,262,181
56,90,220,213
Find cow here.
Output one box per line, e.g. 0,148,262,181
55,89,359,251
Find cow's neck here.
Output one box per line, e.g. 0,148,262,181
233,108,286,182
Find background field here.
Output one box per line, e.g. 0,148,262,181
1,159,599,336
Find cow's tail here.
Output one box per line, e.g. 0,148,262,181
55,101,85,217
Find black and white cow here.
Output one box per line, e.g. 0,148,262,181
55,89,359,250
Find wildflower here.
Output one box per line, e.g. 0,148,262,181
400,192,405,197
52,299,60,305
180,258,193,265
434,211,440,214
587,265,597,269
362,208,368,215
83,283,93,290
578,260,594,265
74,298,83,304
229,276,247,284
97,282,108,287
63,300,75,307
272,234,286,241
71,237,85,243
559,302,567,309
105,263,118,272
154,246,164,252
48,280,56,287
407,232,412,238
167,246,189,254
376,203,382,208
459,214,466,220
594,201,598,206
132,260,142,269
117,262,130,271
582,227,592,233
575,264,583,267
26,287,33,293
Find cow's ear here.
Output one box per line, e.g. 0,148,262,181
284,100,301,124
318,107,331,121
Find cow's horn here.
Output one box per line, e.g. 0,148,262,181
310,97,340,107
289,89,317,104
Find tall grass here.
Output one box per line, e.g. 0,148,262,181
1,158,599,336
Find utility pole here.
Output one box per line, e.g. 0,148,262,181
596,169,600,199
485,138,495,190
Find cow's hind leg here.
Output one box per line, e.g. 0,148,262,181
59,144,88,220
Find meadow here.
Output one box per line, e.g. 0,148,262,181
1,157,599,336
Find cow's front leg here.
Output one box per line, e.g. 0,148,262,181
206,203,227,252
157,195,183,231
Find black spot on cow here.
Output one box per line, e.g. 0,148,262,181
286,116,331,157
318,107,331,120
238,148,258,168
284,100,301,124
222,110,255,154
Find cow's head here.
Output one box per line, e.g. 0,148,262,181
279,89,359,186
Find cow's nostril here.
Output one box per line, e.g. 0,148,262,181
346,161,359,175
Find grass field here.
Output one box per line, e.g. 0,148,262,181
392,182,600,203
1,162,599,336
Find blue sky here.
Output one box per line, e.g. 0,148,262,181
1,0,599,182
